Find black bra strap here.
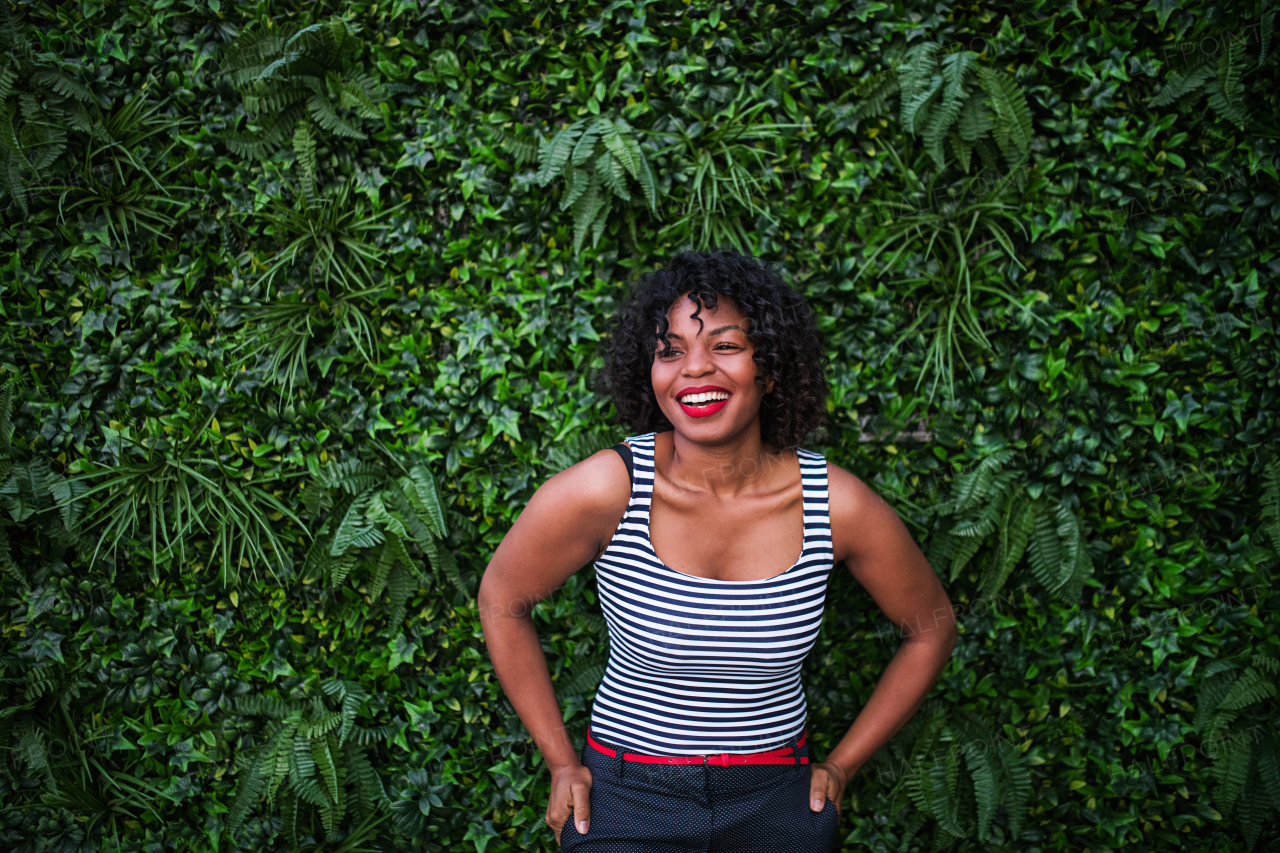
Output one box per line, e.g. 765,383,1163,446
609,443,634,488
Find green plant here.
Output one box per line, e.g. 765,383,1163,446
853,160,1032,403
1,706,173,845
655,91,797,252
1193,651,1280,851
233,178,402,386
305,454,465,629
1149,31,1252,127
924,449,1094,605
507,114,657,253
876,700,1032,848
222,17,388,197
226,681,393,846
53,90,188,250
843,42,1033,173
56,418,304,584
0,6,91,219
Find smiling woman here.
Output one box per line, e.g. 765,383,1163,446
478,250,958,852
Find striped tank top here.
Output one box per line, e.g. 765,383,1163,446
588,431,835,755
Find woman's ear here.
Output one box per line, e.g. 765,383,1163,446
764,376,776,394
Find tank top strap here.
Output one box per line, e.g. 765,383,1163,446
622,432,657,517
795,445,832,558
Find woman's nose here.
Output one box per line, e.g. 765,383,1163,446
683,341,714,375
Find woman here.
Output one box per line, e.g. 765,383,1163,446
478,250,957,851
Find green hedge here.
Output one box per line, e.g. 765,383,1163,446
1,0,1278,851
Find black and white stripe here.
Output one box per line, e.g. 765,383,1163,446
588,431,834,755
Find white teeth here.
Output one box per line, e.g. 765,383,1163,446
678,391,730,405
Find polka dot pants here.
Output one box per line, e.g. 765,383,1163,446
559,736,840,852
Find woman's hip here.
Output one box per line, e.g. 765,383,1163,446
559,736,839,852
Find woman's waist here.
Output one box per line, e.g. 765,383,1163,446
585,708,810,757
590,680,808,732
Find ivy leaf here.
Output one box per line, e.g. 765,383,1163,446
404,699,441,734
463,820,500,853
387,633,419,670
1142,0,1182,29
22,629,64,663
1162,391,1201,433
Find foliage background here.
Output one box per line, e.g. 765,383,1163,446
1,0,1279,851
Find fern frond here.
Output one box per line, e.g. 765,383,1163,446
559,661,606,694
403,464,447,538
898,42,942,132
956,94,994,142
850,74,900,122
312,733,341,809
600,117,642,183
345,739,387,813
319,459,387,496
993,736,1031,836
976,66,1033,161
331,489,384,555
559,162,589,212
572,166,605,252
386,561,413,630
1207,36,1248,125
949,534,983,582
536,120,583,186
422,533,467,596
980,492,1034,599
368,539,396,603
595,149,631,201
1197,666,1239,722
307,91,365,139
1211,734,1252,815
493,126,541,166
923,52,975,170
15,722,57,794
1149,64,1214,107
30,69,94,103
1258,733,1280,810
228,744,268,832
347,722,400,746
962,741,997,840
571,116,604,167
1218,668,1278,711
293,119,317,196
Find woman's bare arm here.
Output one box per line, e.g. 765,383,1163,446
477,447,631,840
807,463,958,813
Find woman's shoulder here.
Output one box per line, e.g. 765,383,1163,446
521,442,633,538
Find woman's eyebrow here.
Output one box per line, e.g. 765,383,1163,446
663,324,743,342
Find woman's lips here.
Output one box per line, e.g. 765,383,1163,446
679,399,729,418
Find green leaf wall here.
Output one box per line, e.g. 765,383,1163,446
1,0,1278,851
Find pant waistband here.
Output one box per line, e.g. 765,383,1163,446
586,728,809,766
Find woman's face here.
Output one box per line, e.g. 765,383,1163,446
651,293,773,444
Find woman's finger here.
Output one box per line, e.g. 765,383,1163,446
570,780,592,834
809,767,828,812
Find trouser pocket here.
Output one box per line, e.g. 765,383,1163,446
559,809,577,849
815,798,840,850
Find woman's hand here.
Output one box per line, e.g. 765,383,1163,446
808,760,849,816
547,761,594,844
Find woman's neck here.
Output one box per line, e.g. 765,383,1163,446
658,426,792,497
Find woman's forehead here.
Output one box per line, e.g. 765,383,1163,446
665,292,743,319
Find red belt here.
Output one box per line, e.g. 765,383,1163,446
587,728,808,766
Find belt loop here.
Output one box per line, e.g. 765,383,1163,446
613,737,624,779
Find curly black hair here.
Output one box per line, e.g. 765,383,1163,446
600,250,829,451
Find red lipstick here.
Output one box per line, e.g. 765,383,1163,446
676,385,731,419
